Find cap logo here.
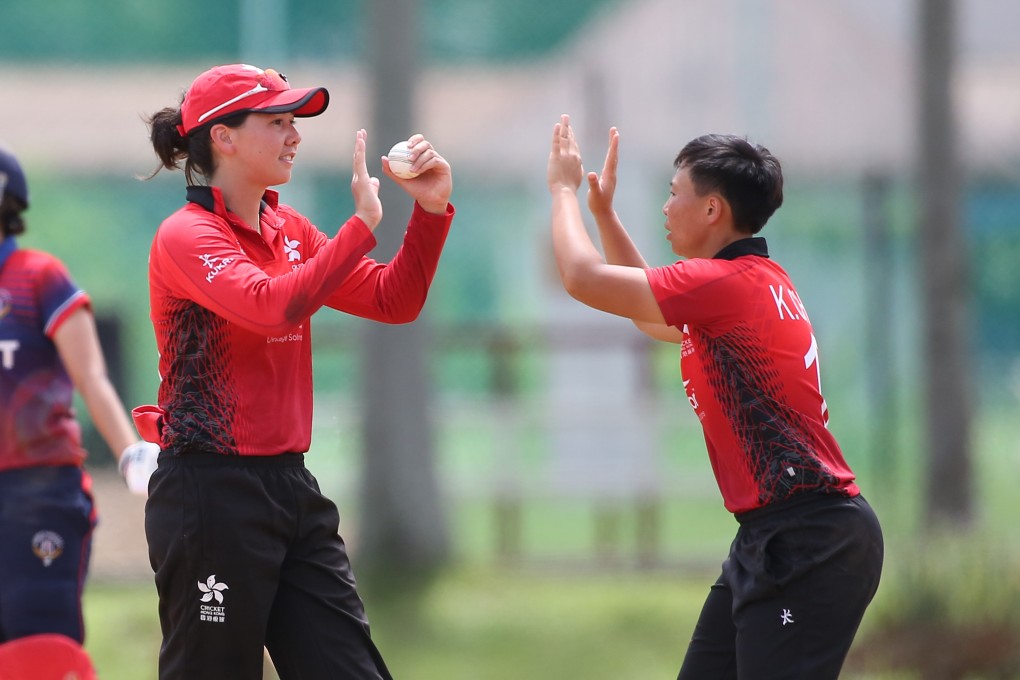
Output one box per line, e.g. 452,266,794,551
195,65,291,125
197,83,270,124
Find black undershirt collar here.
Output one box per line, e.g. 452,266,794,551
713,236,769,261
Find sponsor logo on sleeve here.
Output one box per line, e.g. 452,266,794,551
199,254,234,283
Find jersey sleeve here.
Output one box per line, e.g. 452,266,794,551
646,258,753,332
153,210,377,335
35,254,91,338
321,201,455,323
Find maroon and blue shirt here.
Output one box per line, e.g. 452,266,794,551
0,238,91,471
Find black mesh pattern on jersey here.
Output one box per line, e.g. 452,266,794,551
699,325,838,506
160,299,238,455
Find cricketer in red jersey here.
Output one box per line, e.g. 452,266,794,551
646,240,859,514
547,115,882,680
139,64,454,680
143,186,451,456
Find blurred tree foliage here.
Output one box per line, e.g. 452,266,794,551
1,0,619,64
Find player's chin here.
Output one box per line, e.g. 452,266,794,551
270,167,294,186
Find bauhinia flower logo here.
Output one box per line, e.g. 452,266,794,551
284,237,302,262
198,575,229,604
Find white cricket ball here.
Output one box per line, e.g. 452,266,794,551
387,141,420,179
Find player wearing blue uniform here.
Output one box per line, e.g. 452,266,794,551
0,146,159,675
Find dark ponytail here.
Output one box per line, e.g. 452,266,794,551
147,106,190,178
144,103,248,186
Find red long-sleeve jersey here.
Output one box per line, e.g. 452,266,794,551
140,186,453,456
645,237,858,514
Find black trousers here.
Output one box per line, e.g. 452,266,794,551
677,493,883,680
145,452,391,680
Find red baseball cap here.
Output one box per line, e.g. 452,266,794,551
0,633,97,679
177,64,329,136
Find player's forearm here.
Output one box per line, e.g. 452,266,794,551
551,188,604,294
376,201,455,310
79,379,140,460
593,209,649,269
324,202,454,323
162,215,376,336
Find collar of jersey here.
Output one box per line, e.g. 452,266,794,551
185,185,281,232
714,236,769,261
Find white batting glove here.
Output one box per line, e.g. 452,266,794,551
119,441,160,496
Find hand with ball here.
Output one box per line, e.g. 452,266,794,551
382,134,452,215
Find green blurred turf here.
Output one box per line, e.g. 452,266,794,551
83,568,707,680
78,390,1017,680
83,566,914,680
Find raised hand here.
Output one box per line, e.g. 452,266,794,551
587,127,619,220
351,128,383,231
382,134,453,215
547,113,584,193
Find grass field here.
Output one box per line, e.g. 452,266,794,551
77,401,1020,678
83,568,708,680
80,501,1020,678
85,567,917,680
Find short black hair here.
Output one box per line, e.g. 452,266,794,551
674,134,784,234
0,193,26,237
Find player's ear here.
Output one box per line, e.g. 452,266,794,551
705,195,723,221
209,124,235,154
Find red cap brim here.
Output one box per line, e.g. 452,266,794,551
249,87,329,118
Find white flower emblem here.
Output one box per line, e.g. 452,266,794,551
284,237,302,262
198,575,229,604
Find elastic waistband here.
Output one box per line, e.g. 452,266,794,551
735,490,859,525
157,450,305,468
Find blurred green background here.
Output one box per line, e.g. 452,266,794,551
4,0,1020,678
